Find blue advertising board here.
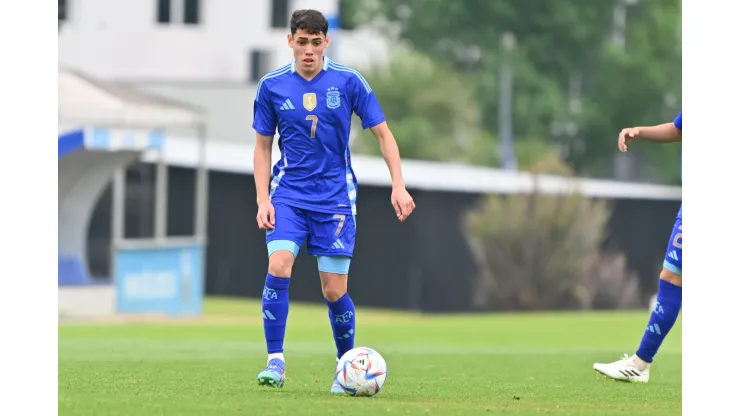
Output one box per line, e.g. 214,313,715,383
114,243,204,317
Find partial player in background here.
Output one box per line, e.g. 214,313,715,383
251,9,415,392
593,110,682,383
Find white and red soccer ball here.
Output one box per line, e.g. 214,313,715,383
334,347,388,397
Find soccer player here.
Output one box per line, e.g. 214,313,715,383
593,110,682,383
251,9,415,392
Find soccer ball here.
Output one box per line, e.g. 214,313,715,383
334,347,387,397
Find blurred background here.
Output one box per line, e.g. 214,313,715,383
57,0,682,318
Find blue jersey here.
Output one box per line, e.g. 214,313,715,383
673,110,682,131
674,110,682,219
252,58,386,216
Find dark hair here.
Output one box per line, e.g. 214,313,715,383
290,9,329,35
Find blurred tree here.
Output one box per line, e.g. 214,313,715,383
347,0,682,183
352,48,489,163
352,47,560,167
576,0,682,183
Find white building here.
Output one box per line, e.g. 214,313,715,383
58,0,390,142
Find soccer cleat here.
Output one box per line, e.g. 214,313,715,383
331,360,344,393
593,354,650,383
257,358,286,388
330,374,345,393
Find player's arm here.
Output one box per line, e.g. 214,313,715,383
351,74,415,220
618,111,682,152
369,122,406,190
254,133,274,205
350,75,405,188
252,81,278,229
370,121,415,221
631,123,682,143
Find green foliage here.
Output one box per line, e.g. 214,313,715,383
463,157,642,310
351,48,487,163
572,0,682,179
350,0,683,183
351,49,558,167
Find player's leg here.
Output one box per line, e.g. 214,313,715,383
306,212,357,393
594,216,682,383
320,265,354,393
257,204,308,388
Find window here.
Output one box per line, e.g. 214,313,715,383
183,0,200,25
271,0,289,28
157,0,200,25
249,50,272,83
157,0,171,23
59,0,68,32
59,0,69,21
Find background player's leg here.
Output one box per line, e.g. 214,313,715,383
634,217,682,367
635,268,682,365
594,217,681,383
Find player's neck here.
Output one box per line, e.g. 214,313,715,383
295,57,324,81
296,68,320,81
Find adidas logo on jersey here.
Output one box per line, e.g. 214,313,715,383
668,250,679,261
280,99,295,111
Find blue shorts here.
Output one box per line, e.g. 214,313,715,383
663,213,682,275
266,203,356,273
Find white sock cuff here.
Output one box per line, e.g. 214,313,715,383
268,353,285,363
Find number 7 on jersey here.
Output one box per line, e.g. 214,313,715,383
305,115,318,138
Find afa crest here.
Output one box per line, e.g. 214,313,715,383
326,87,341,109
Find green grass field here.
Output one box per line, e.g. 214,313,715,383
58,297,681,416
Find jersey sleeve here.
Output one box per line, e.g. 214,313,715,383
252,81,278,136
673,110,682,131
350,73,386,130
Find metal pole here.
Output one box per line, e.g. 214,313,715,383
110,168,126,278
194,125,209,240
154,151,168,241
498,32,518,171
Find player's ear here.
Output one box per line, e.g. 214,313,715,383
287,33,293,47
325,33,331,48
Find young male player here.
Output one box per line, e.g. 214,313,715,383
251,9,416,392
593,110,682,383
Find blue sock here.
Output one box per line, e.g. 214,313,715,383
326,293,356,359
262,273,290,354
636,279,682,363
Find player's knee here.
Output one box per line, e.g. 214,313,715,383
320,272,348,302
268,250,295,277
322,284,347,302
659,267,682,287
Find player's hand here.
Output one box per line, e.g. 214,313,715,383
618,127,640,152
391,186,415,222
256,201,276,230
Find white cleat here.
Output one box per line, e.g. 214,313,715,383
593,354,650,383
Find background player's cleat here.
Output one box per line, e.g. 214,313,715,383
593,354,650,383
257,358,286,387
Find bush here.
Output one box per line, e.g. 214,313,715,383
462,157,642,311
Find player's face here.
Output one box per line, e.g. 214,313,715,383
288,29,330,74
